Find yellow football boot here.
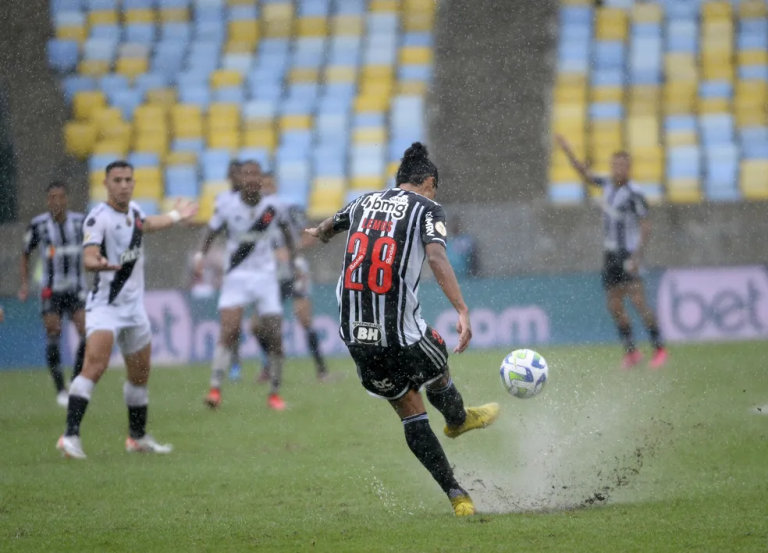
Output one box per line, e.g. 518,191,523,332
450,493,476,517
444,403,500,439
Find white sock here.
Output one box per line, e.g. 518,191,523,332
210,345,232,388
69,375,95,400
123,381,148,407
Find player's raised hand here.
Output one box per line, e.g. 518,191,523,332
95,255,122,272
454,310,472,354
305,227,329,243
175,198,199,222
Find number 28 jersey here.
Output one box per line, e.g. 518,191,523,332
332,188,448,348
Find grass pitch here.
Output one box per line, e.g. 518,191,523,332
1,342,767,552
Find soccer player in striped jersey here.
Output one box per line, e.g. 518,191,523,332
556,134,668,369
256,173,332,383
306,143,500,517
19,181,87,407
56,161,197,459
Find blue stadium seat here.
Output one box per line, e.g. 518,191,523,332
243,100,277,120
743,142,768,159
666,1,698,21
51,0,83,12
336,0,366,15
201,149,232,180
173,138,205,153
632,23,661,39
280,99,315,115
83,38,118,61
398,65,431,82
165,166,200,197
47,40,79,72
299,0,330,17
63,75,96,102
90,24,121,39
591,69,624,87
354,113,385,128
111,89,143,120
665,115,697,132
85,0,117,10
125,23,157,45
99,74,130,97
135,200,160,215
594,41,625,71
222,53,253,73
739,66,768,81
89,154,118,172
178,86,211,108
214,87,245,104
699,81,732,99
742,20,768,36
228,5,258,20
161,23,191,42
238,148,271,170
560,6,592,25
129,152,161,167
740,127,768,146
123,0,153,8
667,146,700,179
402,33,432,48
135,72,169,94
549,183,585,204
589,103,623,120
738,34,768,51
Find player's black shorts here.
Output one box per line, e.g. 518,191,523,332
601,251,639,290
279,279,309,302
41,289,85,317
347,326,449,400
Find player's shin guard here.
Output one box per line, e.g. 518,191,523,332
403,414,462,496
65,376,94,436
46,337,66,392
307,329,327,375
210,345,232,388
124,382,149,439
426,378,467,427
268,353,283,394
617,323,636,353
72,339,86,379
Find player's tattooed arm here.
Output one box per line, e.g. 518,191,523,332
426,243,472,354
304,216,342,244
83,245,121,272
555,134,600,186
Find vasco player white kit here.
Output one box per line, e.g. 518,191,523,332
209,189,289,315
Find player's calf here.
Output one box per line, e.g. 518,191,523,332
426,375,467,427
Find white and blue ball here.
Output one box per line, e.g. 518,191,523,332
499,349,549,399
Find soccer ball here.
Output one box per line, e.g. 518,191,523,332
499,349,549,399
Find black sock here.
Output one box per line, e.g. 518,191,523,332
65,396,89,436
426,379,467,427
647,323,664,350
46,341,65,392
258,336,271,372
128,406,148,439
402,414,462,496
617,323,636,353
307,329,327,375
72,340,86,379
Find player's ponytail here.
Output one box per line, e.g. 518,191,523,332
396,142,439,188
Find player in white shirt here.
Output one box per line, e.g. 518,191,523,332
57,161,197,460
194,161,296,411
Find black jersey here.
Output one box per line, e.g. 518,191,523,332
332,188,448,348
24,211,86,293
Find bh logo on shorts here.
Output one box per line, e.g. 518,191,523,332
354,322,382,345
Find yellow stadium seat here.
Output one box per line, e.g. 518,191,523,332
159,7,189,22
353,127,387,144
166,151,198,166
124,8,155,24
557,73,587,87
89,171,107,198
136,105,168,125
362,65,394,80
91,107,123,133
93,139,128,157
88,10,119,26
308,181,345,219
397,81,428,96
360,81,393,97
555,86,587,103
387,161,399,177
134,133,168,159
702,64,734,82
403,13,434,32
736,108,768,127
553,103,586,120
225,41,256,54
351,176,385,190
264,21,293,38
279,115,312,131
741,160,768,199
101,122,132,146
210,70,243,89
370,0,399,12
208,130,240,150
325,66,356,83
56,25,87,42
64,122,97,159
243,128,277,150
627,116,659,149
332,15,363,35
633,161,663,182
229,20,259,43
596,8,628,41
194,195,215,224
665,130,697,147
312,177,346,193
297,17,328,36
737,50,768,66
399,46,432,65
702,1,732,19
289,68,320,83
592,87,623,103
664,54,698,81
73,91,107,121
78,59,111,77
698,97,730,114
116,57,149,79
146,88,177,107
549,164,579,184
208,103,240,128
740,0,768,19
632,3,662,23
355,95,390,112
262,2,293,21
174,121,204,139
667,179,701,203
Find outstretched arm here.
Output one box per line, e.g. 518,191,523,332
143,199,198,233
555,134,599,185
426,243,472,354
305,216,344,244
83,244,122,272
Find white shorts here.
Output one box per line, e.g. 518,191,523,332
218,271,282,316
86,305,152,355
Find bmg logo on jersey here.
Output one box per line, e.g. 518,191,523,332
353,322,383,344
361,194,408,220
658,267,768,342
